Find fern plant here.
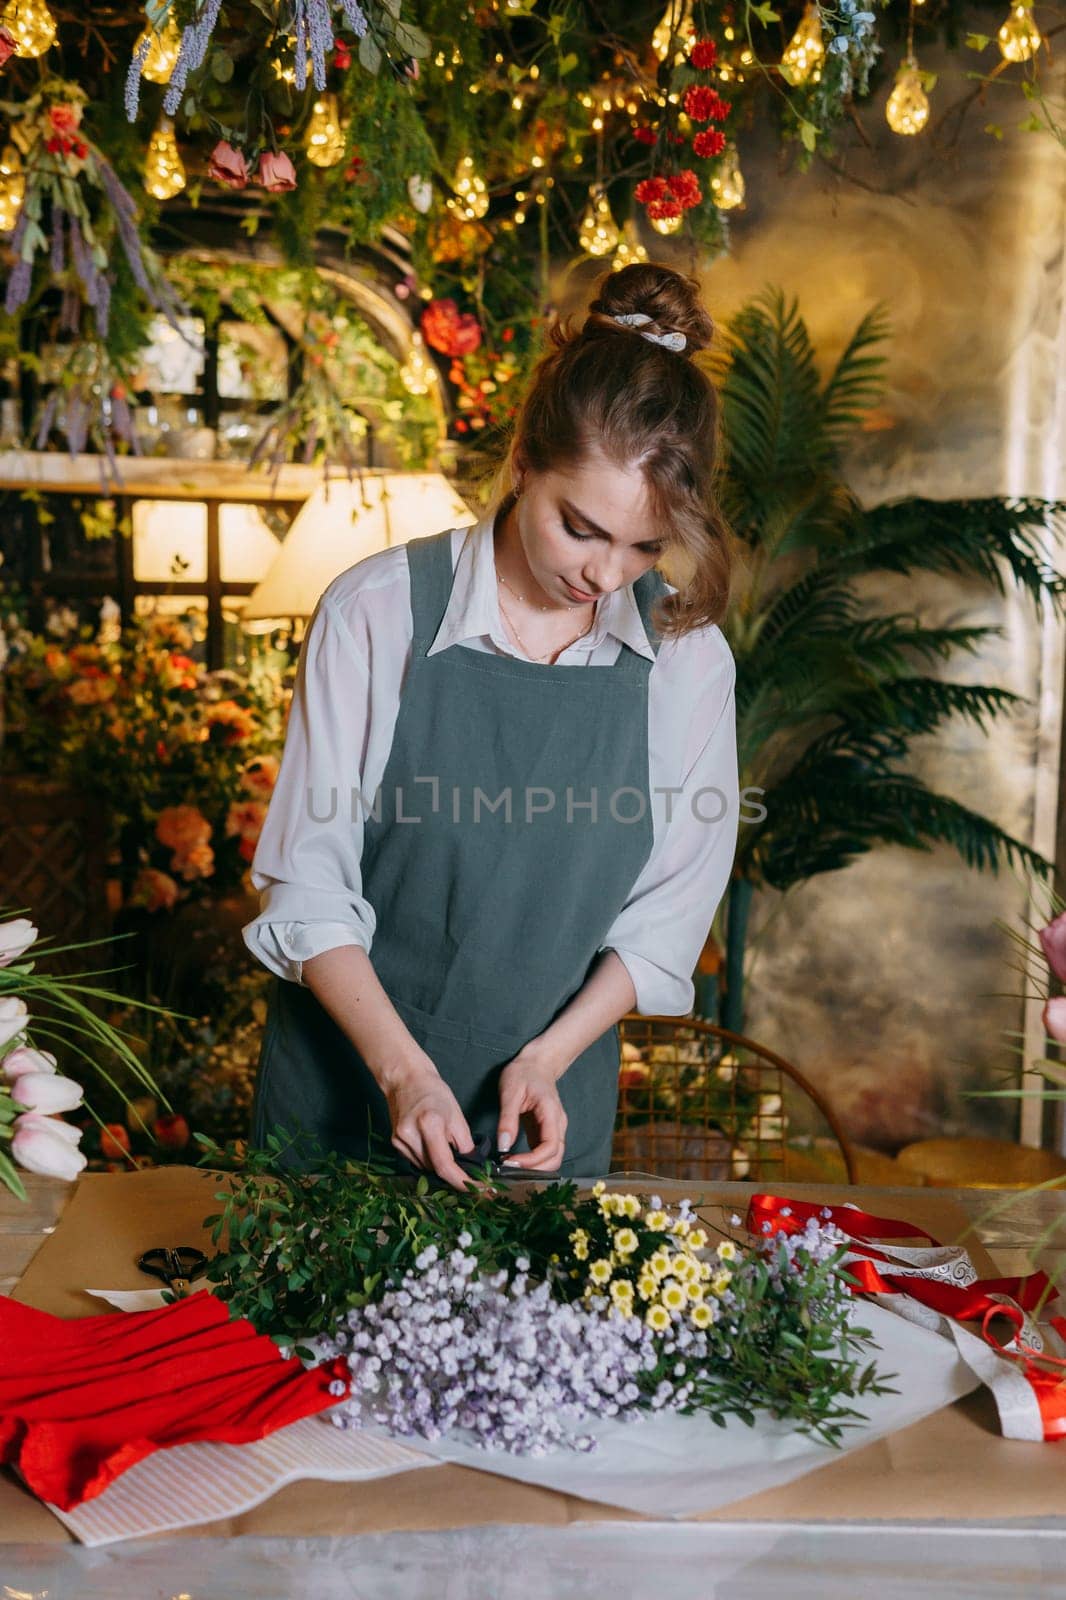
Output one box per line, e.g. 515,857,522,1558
711,290,1066,1034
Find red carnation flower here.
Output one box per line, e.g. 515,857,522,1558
632,125,657,146
646,198,682,222
693,128,727,159
689,38,719,70
666,169,702,209
634,176,667,204
667,132,686,145
421,297,483,358
683,85,722,122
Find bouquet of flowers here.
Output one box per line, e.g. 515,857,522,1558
199,1139,886,1453
0,911,164,1199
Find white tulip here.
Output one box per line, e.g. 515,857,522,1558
11,1072,84,1114
407,174,433,214
11,1115,87,1181
0,997,29,1050
0,918,38,967
2,1046,57,1081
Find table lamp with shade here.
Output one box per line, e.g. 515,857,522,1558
240,470,475,632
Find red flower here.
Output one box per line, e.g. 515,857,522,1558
48,104,83,137
667,132,686,145
100,1123,130,1160
454,418,470,433
0,27,16,68
153,1113,190,1151
208,140,249,190
646,197,683,223
501,327,514,342
666,169,702,209
693,128,727,159
258,150,297,192
634,176,667,204
689,38,719,71
420,297,483,357
633,125,657,146
333,35,352,68
684,85,729,122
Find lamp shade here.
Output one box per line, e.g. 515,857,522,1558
132,500,281,584
241,470,475,624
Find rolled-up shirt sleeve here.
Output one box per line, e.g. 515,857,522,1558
602,637,738,1016
242,592,378,985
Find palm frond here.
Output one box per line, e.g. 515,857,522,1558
820,301,891,449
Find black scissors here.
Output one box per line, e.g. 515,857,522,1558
137,1246,209,1297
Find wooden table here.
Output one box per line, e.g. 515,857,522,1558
3,1173,1066,1598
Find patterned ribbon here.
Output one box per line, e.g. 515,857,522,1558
745,1194,1066,1442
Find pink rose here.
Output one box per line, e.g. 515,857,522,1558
47,103,83,137
208,140,250,190
11,1071,84,1115
257,150,297,192
0,27,16,68
2,1046,57,1082
11,1114,86,1181
1043,996,1066,1045
0,917,37,966
1039,912,1066,985
0,997,28,1051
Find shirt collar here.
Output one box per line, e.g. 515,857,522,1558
425,512,657,663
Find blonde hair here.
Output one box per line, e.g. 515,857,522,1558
479,261,736,638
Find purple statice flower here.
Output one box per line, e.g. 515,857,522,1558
318,1252,697,1458
125,32,152,122
290,0,334,91
336,0,369,36
162,0,224,118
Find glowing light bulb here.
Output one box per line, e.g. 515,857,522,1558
135,14,182,83
611,218,648,271
143,118,186,200
272,56,297,84
0,0,55,55
885,58,929,135
997,2,1041,60
577,184,620,257
651,0,694,64
0,143,25,234
452,154,489,219
649,210,683,236
305,93,345,167
710,146,745,209
400,332,439,396
780,2,825,85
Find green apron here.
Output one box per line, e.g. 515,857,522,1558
252,526,667,1177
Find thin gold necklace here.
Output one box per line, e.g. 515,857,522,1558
496,566,576,613
497,591,596,664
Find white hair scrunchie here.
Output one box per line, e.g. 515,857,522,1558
611,312,687,353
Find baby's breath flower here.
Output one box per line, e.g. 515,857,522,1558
589,1258,613,1285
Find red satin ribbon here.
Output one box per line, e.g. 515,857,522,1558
746,1193,1066,1442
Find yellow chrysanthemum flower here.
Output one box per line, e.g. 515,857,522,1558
698,1260,713,1281
668,1253,695,1283
716,1240,737,1262
599,1193,622,1217
644,1209,669,1232
687,1227,708,1250
686,1280,705,1303
649,1250,670,1278
610,1279,635,1309
711,1269,733,1295
660,1282,688,1313
613,1227,639,1256
646,1303,672,1332
573,1238,589,1261
621,1195,641,1219
690,1302,714,1329
592,1180,607,1197
637,1273,658,1300
671,1217,691,1237
589,1258,613,1285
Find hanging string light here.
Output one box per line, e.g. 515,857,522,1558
143,118,186,201
651,0,694,65
0,144,25,234
578,183,620,257
710,146,745,210
450,154,489,220
611,219,649,271
134,13,182,83
305,93,345,167
997,2,1042,61
648,208,683,236
886,0,930,135
400,331,439,397
0,0,56,56
779,2,825,86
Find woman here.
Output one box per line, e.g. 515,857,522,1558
244,261,739,1189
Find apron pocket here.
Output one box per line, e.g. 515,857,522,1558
388,993,532,1058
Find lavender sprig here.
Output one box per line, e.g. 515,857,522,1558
124,32,152,123
290,0,334,91
336,0,369,37
162,0,223,118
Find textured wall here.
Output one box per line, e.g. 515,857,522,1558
688,37,1066,1149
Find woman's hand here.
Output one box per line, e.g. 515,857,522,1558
496,1049,568,1173
384,1060,475,1190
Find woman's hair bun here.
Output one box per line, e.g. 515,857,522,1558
583,261,715,356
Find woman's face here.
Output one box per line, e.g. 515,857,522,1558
510,449,668,607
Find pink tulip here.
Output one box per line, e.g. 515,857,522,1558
11,1115,86,1181
1039,912,1066,985
0,918,37,966
1043,997,1066,1044
2,1046,57,1081
208,140,249,190
0,997,28,1050
257,150,297,192
11,1071,83,1114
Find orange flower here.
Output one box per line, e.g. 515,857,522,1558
206,700,257,744
171,841,215,882
241,754,280,798
225,799,268,841
67,675,117,705
128,868,180,913
155,804,211,853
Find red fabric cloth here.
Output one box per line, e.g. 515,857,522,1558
0,1291,348,1510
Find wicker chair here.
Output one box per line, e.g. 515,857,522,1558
612,1014,857,1184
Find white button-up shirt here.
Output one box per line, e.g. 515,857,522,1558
242,514,739,1015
